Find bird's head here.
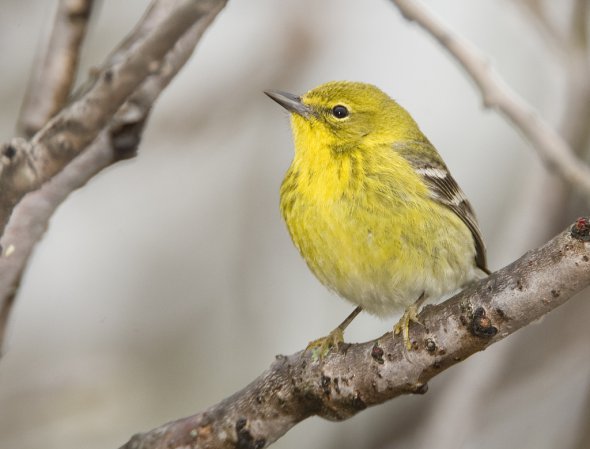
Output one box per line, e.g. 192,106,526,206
265,81,425,154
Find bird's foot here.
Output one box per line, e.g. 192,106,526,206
394,304,423,350
306,327,344,360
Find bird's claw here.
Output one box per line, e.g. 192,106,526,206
394,304,422,350
307,327,344,360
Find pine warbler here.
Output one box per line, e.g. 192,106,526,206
265,81,488,353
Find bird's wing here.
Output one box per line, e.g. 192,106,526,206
394,140,489,273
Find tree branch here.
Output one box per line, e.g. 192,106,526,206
118,219,590,449
16,0,95,138
0,0,227,351
0,0,225,236
389,0,590,199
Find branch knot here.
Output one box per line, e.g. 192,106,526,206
571,216,590,241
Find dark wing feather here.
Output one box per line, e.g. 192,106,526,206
394,141,489,273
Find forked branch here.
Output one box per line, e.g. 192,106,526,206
0,0,227,351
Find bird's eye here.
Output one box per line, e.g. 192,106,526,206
332,105,349,119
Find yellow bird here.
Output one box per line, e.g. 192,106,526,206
265,81,488,353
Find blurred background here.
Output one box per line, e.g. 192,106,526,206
0,0,589,448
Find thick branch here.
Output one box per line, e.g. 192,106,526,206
17,0,95,138
119,220,590,449
389,0,590,199
0,0,225,235
0,0,227,350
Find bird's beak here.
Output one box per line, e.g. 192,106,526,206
264,90,313,118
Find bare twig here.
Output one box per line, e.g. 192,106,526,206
0,0,227,350
17,0,95,138
71,0,192,101
118,220,590,449
512,0,590,235
389,0,590,199
0,0,224,236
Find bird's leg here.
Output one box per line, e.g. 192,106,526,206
394,292,426,350
307,306,363,359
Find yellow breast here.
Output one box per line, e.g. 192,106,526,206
280,129,476,316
